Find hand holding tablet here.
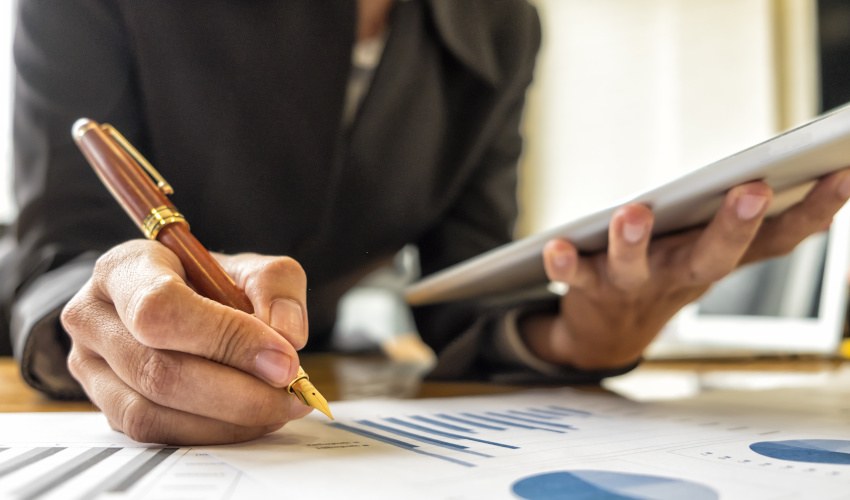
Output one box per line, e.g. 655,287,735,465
407,102,850,306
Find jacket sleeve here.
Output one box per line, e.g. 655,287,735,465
0,0,143,397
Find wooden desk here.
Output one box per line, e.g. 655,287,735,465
0,358,96,412
2,354,848,413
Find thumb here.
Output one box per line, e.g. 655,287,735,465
216,253,309,350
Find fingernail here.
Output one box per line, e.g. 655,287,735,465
255,349,292,386
552,246,573,271
270,299,304,336
839,173,850,199
622,221,646,244
736,194,768,220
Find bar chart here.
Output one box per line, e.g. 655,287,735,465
210,388,850,499
1,387,848,499
328,404,586,467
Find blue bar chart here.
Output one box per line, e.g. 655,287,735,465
329,405,587,467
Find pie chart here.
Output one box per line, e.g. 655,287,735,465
750,439,850,465
511,470,718,500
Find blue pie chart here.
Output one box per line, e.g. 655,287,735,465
750,439,850,465
512,470,718,500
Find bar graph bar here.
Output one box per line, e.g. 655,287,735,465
327,406,583,467
384,417,519,449
0,446,191,499
436,413,506,430
0,447,64,479
13,447,120,500
461,412,566,433
81,447,178,497
484,411,576,430
357,420,493,457
328,422,478,467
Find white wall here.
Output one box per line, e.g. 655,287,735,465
520,0,793,235
0,1,15,223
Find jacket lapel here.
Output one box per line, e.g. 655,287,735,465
425,0,501,86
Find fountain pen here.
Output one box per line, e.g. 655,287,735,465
71,118,333,420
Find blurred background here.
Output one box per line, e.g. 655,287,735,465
518,0,847,235
1,0,848,232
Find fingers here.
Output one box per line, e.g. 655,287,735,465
216,253,309,350
543,203,653,292
542,174,840,295
61,240,316,445
534,172,849,375
63,295,311,427
84,240,299,388
606,204,653,289
685,182,771,283
67,345,292,445
744,168,850,263
542,239,593,289
543,182,770,292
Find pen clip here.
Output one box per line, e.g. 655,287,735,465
102,124,174,195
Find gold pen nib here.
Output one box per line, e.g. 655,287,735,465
287,366,334,420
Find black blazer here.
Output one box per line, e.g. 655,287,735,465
0,0,542,396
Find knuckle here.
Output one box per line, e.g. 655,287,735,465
209,313,249,365
60,293,92,339
93,241,145,279
127,275,185,347
610,273,646,291
256,256,307,288
60,292,108,347
137,351,182,401
608,255,648,290
66,346,87,380
687,263,729,284
92,247,122,278
119,395,163,443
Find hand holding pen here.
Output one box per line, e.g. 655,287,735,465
60,119,330,446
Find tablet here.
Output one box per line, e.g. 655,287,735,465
405,102,850,305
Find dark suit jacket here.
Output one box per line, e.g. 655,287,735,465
0,0,549,397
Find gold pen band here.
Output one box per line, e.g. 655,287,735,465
142,205,188,239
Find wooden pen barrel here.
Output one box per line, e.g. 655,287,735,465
72,118,254,313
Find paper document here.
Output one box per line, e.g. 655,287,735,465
1,388,848,499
